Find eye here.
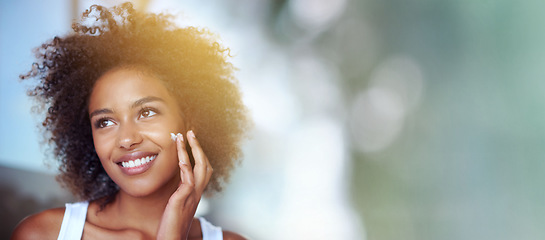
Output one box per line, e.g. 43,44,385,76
139,108,157,119
95,118,114,128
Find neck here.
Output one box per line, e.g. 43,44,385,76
100,176,181,235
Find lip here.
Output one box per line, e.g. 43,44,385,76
115,152,158,176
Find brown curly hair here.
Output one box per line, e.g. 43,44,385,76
21,2,251,203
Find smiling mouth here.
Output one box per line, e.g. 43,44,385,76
120,154,158,168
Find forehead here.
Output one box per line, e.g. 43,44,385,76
88,67,176,110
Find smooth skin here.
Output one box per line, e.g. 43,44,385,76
11,68,245,240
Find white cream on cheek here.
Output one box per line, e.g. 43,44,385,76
170,132,183,142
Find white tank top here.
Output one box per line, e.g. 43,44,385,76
57,202,223,240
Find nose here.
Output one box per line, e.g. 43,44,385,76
117,122,143,150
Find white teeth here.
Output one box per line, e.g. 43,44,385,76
120,155,157,168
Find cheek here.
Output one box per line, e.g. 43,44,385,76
145,117,185,147
92,132,113,163
146,130,174,145
144,128,178,158
142,122,183,161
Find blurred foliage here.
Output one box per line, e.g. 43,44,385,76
262,0,545,239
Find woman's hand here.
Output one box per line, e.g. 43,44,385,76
157,130,213,240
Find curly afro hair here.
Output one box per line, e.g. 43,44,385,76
21,2,251,203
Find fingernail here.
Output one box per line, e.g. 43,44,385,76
188,130,195,138
170,133,176,141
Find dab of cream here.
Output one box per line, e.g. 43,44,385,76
170,132,183,141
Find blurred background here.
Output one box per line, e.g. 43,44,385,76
2,0,545,239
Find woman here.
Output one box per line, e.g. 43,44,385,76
11,2,250,239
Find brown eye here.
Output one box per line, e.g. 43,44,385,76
96,119,114,128
142,110,150,117
139,108,157,119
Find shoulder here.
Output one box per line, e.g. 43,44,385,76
223,230,248,240
11,207,65,240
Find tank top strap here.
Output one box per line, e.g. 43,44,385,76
57,201,89,240
199,217,223,240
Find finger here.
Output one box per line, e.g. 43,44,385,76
186,130,212,194
170,179,194,204
176,133,194,186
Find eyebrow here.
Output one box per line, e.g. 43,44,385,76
131,96,165,109
89,96,165,119
89,108,114,119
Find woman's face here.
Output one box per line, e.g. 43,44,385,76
88,67,184,197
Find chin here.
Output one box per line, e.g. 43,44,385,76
121,186,153,197
118,176,178,198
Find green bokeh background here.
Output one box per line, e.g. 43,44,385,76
2,0,545,239
337,1,545,239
